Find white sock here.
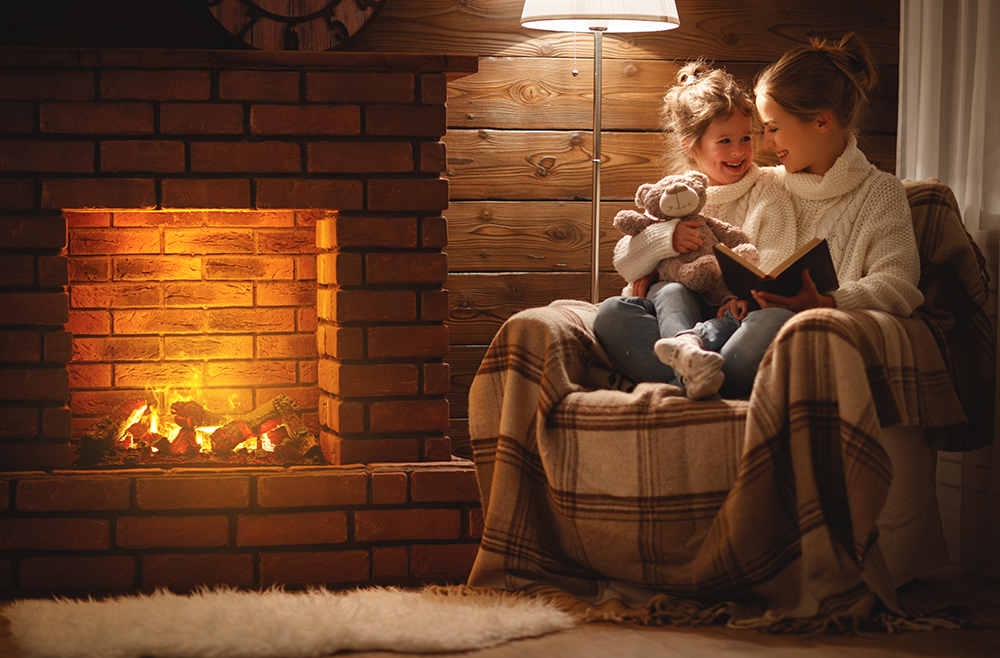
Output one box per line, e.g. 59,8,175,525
654,334,724,399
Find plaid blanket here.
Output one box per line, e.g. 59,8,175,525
467,178,993,630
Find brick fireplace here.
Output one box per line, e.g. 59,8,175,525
0,47,482,598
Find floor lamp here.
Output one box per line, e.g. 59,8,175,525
520,1,680,304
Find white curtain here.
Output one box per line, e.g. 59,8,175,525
897,0,1000,576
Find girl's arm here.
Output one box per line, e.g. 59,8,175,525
612,219,681,283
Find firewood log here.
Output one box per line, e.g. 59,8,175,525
72,398,149,466
170,400,227,430
209,396,288,453
169,429,200,456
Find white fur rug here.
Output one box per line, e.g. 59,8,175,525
4,586,577,658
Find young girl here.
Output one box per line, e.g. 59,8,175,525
652,33,923,397
593,62,798,398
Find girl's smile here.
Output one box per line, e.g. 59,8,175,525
689,111,754,186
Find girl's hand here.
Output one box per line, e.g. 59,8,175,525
717,298,750,320
672,220,704,254
633,271,658,298
751,269,835,312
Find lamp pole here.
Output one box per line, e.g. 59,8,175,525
590,26,605,305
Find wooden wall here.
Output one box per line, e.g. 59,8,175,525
2,0,901,456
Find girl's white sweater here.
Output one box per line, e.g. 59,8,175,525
774,136,923,316
612,165,799,288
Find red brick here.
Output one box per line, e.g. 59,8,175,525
69,256,110,282
255,178,364,210
423,363,451,396
16,476,130,511
101,69,211,101
70,227,159,254
0,518,109,550
0,368,69,402
112,309,203,333
206,361,299,387
191,142,300,173
297,255,317,280
237,511,348,546
257,471,368,508
306,72,414,103
21,556,134,590
68,362,112,388
65,211,110,227
73,336,159,362
205,255,294,279
366,105,446,137
114,362,204,387
0,216,67,249
0,178,34,209
0,408,36,440
0,292,68,325
208,308,296,333
42,178,156,210
410,544,478,578
161,103,244,134
308,142,413,173
67,310,111,335
366,252,447,285
316,325,363,360
165,228,253,254
421,288,451,321
0,331,40,362
0,480,9,512
260,550,369,585
321,289,416,323
39,255,69,287
372,546,409,578
410,468,479,503
256,282,316,307
136,475,250,510
368,178,449,212
117,516,230,549
164,282,253,309
0,140,94,173
164,335,254,360
0,255,34,286
318,397,365,435
219,69,298,101
322,362,419,397
322,435,420,465
142,554,253,588
420,141,447,174
298,306,318,332
113,256,201,281
40,102,154,134
255,334,316,361
41,405,72,439
301,360,318,385
258,229,317,254
421,73,448,105
0,332,41,364
161,178,252,208
0,443,73,471
318,256,360,291
101,140,185,173
0,70,94,101
423,436,452,462
355,509,460,542
0,560,9,590
371,399,449,434
73,284,159,308
371,471,408,505
317,215,417,249
251,105,360,135
468,508,484,538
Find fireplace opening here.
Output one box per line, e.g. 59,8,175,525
66,208,323,468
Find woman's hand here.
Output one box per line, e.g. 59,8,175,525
672,220,704,254
751,269,836,312
717,298,750,321
632,272,658,298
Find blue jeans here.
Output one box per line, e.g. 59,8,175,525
593,282,794,397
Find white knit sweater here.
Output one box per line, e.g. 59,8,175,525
772,136,924,316
612,165,799,288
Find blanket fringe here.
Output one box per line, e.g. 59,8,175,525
522,585,994,636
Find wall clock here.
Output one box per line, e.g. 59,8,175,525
207,0,387,51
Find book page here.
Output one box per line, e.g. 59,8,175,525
768,237,824,277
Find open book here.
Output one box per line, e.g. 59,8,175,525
713,237,839,301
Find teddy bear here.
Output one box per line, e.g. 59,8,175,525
613,171,759,306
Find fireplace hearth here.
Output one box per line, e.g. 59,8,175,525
0,47,482,599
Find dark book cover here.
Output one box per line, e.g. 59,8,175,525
713,237,839,301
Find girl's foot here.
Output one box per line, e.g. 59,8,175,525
654,334,724,399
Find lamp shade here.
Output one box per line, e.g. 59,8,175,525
520,0,680,33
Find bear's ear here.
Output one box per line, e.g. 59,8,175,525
686,171,709,192
635,183,654,208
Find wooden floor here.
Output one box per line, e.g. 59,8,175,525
3,566,998,658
